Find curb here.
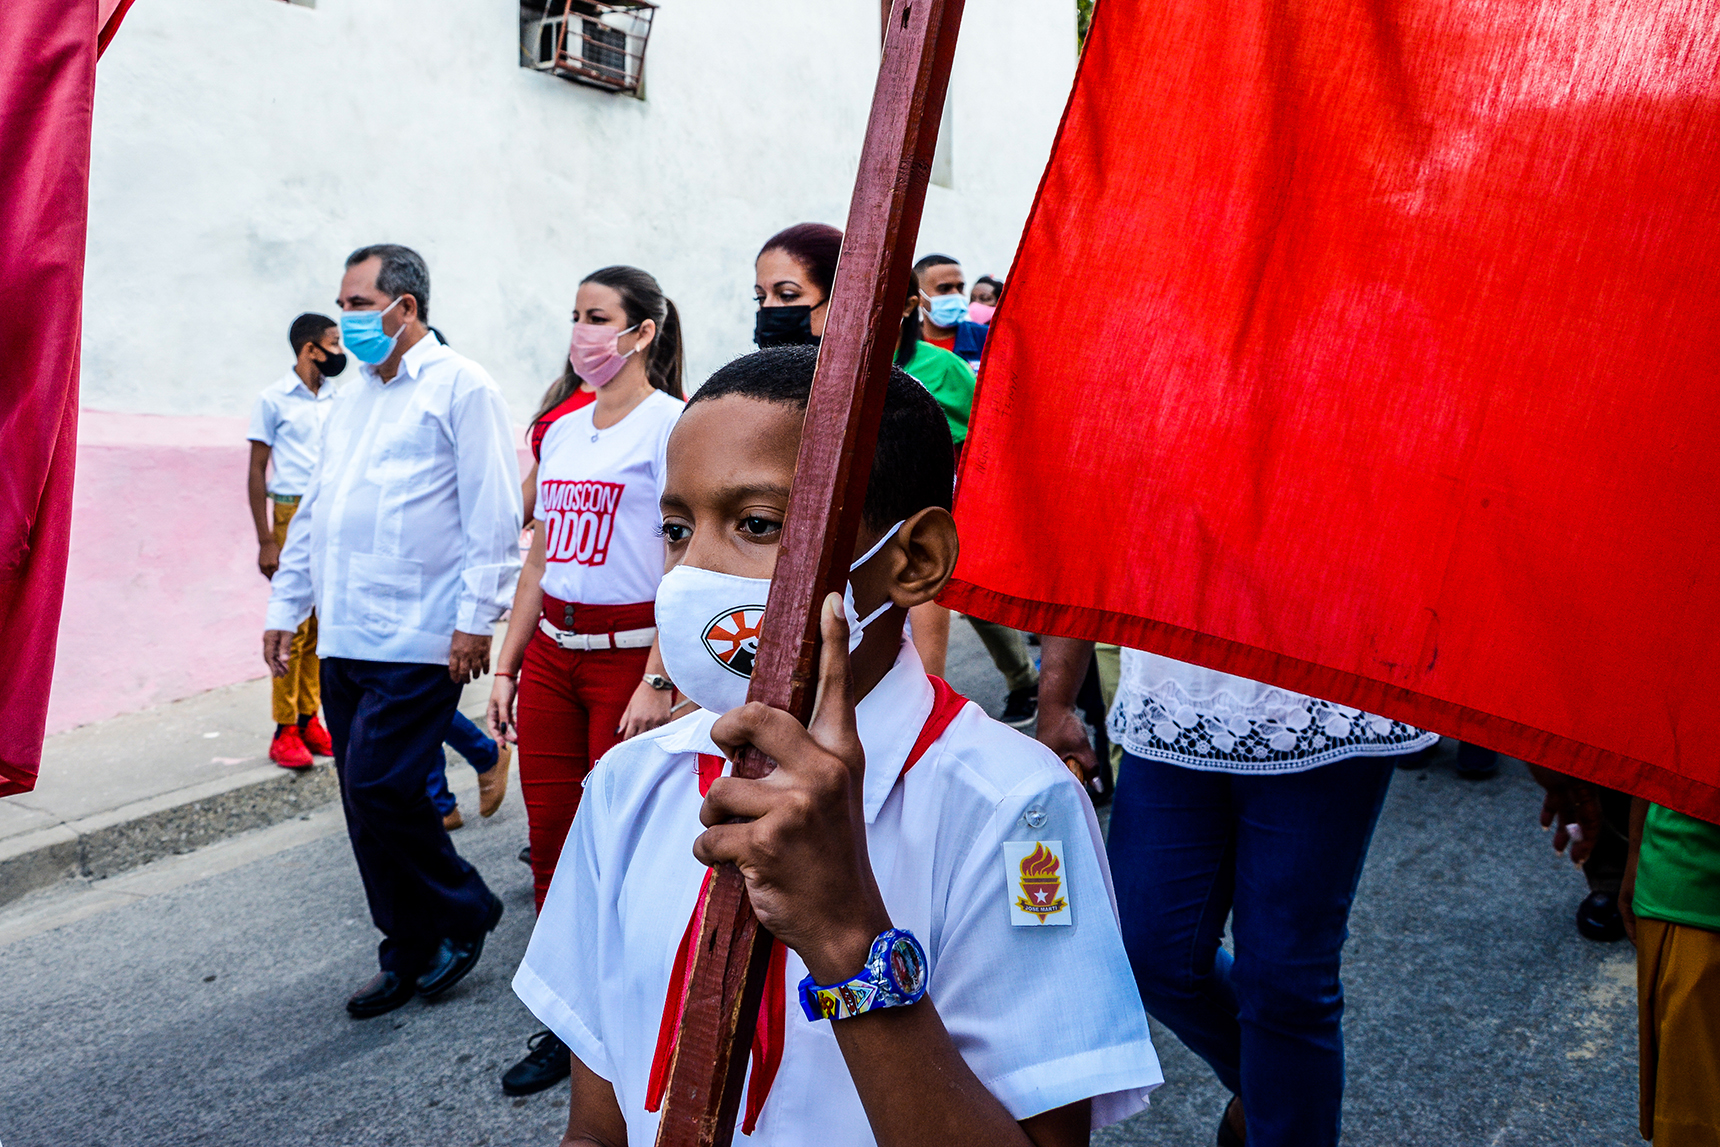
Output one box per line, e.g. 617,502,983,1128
0,762,339,909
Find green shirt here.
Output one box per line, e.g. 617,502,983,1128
1633,803,1720,933
904,341,975,445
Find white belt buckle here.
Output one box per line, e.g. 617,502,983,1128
538,617,651,652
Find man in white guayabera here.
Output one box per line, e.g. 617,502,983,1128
262,243,522,1020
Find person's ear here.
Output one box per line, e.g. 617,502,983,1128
393,293,419,329
885,507,959,608
903,293,921,320
631,317,657,355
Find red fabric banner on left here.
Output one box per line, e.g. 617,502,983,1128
0,0,100,795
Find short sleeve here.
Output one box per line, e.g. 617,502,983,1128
930,768,1161,1128
513,774,619,1083
247,391,277,446
652,400,677,487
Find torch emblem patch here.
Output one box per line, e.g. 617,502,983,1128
701,606,766,678
1003,840,1072,926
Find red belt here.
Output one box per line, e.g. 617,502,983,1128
539,595,655,635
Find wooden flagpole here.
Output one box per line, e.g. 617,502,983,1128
652,2,965,1144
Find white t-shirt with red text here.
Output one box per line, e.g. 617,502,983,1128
536,388,681,608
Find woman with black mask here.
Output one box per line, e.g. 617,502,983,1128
753,222,842,347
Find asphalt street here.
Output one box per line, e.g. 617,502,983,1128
0,624,1638,1146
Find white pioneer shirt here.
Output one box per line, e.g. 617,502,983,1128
265,336,522,664
247,369,336,498
515,641,1163,1145
535,388,680,606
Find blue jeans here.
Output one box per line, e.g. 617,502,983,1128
1107,751,1396,1147
426,711,499,817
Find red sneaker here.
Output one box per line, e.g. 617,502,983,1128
270,725,314,769
301,714,334,757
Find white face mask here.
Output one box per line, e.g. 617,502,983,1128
655,521,906,716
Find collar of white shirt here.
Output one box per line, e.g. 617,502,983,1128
656,639,938,824
274,369,330,402
358,328,450,385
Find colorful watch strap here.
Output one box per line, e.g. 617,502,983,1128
798,928,927,1022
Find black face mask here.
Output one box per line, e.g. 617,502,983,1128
753,305,818,348
314,348,348,378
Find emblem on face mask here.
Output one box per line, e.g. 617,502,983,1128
1003,840,1071,926
701,607,765,678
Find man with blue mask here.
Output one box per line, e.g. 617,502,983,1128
914,253,989,371
263,243,523,1020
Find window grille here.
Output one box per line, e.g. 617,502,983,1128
522,1,656,96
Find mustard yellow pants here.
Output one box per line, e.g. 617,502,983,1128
1638,916,1720,1145
271,499,320,726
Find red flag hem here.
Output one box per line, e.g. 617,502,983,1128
97,0,138,57
941,578,1719,824
0,763,34,799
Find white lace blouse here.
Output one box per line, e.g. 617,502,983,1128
1108,648,1437,775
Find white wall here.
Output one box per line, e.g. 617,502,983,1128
85,0,1075,421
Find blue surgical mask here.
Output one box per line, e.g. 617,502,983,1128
925,294,968,328
340,296,406,365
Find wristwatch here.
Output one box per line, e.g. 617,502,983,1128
798,928,928,1021
642,673,674,691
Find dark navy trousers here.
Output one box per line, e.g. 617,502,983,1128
320,657,496,975
1107,750,1397,1147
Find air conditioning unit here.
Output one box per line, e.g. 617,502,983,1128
522,1,656,96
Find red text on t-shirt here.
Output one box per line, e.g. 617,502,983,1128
541,480,625,566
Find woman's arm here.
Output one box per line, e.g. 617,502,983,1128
487,524,547,742
617,636,673,739
522,460,539,524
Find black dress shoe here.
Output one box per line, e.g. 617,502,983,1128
346,971,415,1019
1576,890,1626,942
501,1030,572,1096
416,894,504,999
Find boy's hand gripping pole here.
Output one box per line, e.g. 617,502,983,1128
651,3,966,1145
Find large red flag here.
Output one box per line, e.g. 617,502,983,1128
0,0,125,795
946,0,1720,819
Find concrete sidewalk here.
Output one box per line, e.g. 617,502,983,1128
0,669,499,908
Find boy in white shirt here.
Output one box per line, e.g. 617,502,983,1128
514,346,1161,1146
247,312,344,768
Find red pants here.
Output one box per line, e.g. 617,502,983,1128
516,598,654,913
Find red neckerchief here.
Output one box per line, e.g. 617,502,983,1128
644,676,972,1135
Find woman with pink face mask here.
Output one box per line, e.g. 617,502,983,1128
487,265,686,1097
968,275,1003,325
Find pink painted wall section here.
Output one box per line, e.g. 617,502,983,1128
47,410,270,734
47,410,535,735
